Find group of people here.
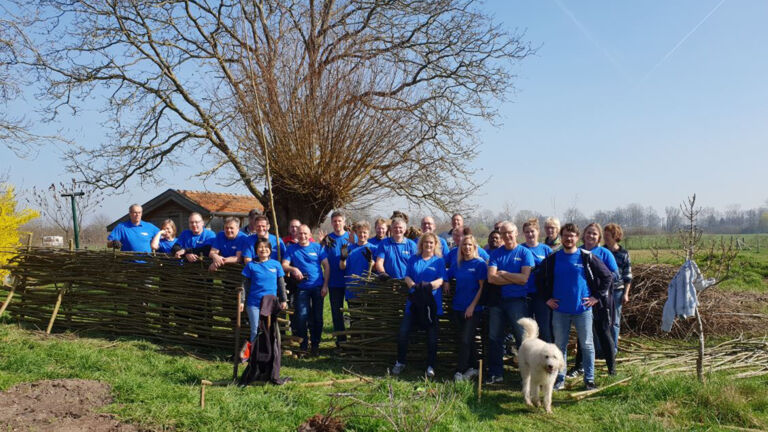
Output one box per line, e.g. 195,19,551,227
107,204,632,390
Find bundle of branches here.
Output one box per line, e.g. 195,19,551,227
622,264,768,338
620,336,768,379
337,276,485,369
0,248,296,352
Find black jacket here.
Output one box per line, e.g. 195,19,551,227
239,295,284,385
408,282,437,329
535,249,614,322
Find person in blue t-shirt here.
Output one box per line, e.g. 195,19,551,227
420,216,450,257
485,222,535,384
367,218,389,248
570,222,618,378
282,224,329,356
340,220,376,300
242,215,288,263
208,217,247,272
374,217,418,279
107,204,160,253
537,223,612,391
391,232,446,378
151,219,178,255
174,212,216,262
240,237,287,342
444,234,487,382
445,227,490,268
322,211,357,347
520,218,554,343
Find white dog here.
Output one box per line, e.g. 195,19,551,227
517,317,565,413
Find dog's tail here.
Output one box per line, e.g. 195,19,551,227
517,317,539,341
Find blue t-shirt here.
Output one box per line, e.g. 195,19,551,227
107,221,160,253
581,245,618,272
520,243,553,294
211,231,247,258
375,237,418,279
367,237,386,248
241,259,285,307
488,245,535,298
344,242,377,299
445,246,490,268
175,229,216,250
284,243,327,290
157,238,177,254
405,254,447,315
242,234,288,262
447,258,487,312
325,231,356,288
552,249,591,314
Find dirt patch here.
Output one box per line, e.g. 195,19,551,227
0,378,139,431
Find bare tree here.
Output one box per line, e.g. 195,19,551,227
26,180,104,242
14,0,532,230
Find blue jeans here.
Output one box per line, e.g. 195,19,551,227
488,297,529,377
329,286,347,345
295,288,324,350
612,288,624,352
552,309,595,383
530,296,553,343
246,305,260,342
397,311,438,368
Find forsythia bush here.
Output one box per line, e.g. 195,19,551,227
0,184,38,282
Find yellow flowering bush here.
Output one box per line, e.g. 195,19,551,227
0,184,38,281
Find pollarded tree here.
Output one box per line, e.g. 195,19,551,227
17,0,532,230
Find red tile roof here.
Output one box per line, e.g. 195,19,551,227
176,190,263,215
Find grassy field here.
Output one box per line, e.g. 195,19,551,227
2,321,768,431
2,237,767,431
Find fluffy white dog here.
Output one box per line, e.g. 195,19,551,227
517,317,565,413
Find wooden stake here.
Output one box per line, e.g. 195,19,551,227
570,377,632,400
200,379,212,409
477,359,483,401
0,282,15,317
46,284,65,334
233,290,243,382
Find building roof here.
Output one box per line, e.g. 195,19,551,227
176,190,263,215
107,189,264,231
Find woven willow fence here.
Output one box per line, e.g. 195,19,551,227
0,248,484,368
0,248,284,351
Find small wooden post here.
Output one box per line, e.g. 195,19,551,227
0,281,15,317
232,290,242,382
200,379,212,409
477,359,483,402
47,283,65,334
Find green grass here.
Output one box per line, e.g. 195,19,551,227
1,322,767,431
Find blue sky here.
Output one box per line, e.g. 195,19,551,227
2,0,767,223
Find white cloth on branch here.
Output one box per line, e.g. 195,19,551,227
661,260,716,332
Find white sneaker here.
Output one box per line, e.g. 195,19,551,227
426,366,435,378
454,372,465,382
392,362,406,375
463,368,479,379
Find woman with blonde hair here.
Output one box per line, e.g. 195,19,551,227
391,232,446,378
151,219,178,254
444,234,487,381
543,217,561,251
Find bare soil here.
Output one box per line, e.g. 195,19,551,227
0,379,139,431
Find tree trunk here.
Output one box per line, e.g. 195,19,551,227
262,186,333,234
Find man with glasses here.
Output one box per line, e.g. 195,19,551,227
174,213,216,261
485,222,534,384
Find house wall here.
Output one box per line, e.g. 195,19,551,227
144,202,210,234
